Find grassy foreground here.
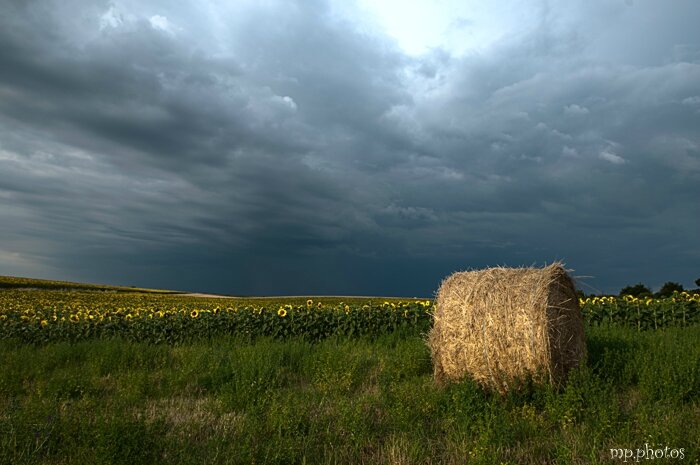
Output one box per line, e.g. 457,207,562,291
1,326,699,465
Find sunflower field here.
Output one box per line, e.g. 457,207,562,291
1,284,699,345
0,290,433,344
579,292,700,330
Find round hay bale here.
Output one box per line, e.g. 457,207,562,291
428,263,586,393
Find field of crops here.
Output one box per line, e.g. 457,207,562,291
579,293,700,329
0,275,179,294
2,277,700,464
1,281,699,344
0,290,433,344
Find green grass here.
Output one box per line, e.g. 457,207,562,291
1,325,699,465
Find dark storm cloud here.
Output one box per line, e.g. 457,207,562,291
1,0,699,294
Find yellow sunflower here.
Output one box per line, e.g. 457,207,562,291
278,308,287,318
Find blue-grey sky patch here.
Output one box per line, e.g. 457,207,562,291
1,0,699,295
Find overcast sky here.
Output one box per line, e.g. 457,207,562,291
1,0,699,296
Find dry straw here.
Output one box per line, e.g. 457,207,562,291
428,263,586,393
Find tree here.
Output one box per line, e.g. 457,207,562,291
655,281,684,297
695,278,700,287
619,283,652,297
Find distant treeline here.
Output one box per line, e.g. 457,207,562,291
577,278,700,299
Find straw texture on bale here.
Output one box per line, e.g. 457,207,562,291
428,263,586,393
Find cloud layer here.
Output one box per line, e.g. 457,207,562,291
1,0,699,295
